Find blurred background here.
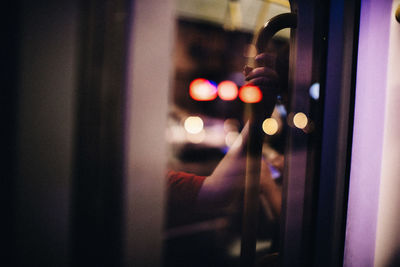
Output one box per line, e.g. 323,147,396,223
4,0,400,266
166,0,291,177
163,1,291,266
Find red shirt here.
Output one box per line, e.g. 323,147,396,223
166,171,206,227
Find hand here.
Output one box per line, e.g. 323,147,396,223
243,52,279,117
196,122,249,209
259,159,282,219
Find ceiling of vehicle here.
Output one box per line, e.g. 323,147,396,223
175,0,291,37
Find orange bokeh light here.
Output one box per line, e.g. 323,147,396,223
217,80,239,101
189,78,218,101
239,85,263,103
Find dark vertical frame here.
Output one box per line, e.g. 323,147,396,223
12,1,79,265
314,0,360,266
1,1,20,265
280,0,360,266
71,0,131,266
280,0,320,265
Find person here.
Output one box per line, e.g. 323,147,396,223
166,52,283,228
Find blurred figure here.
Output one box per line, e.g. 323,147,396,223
167,52,282,227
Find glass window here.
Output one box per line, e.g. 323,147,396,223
163,1,293,266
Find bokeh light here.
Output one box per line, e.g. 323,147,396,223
189,78,218,101
218,81,239,101
186,130,206,144
223,118,240,132
262,118,279,135
309,82,320,100
239,85,263,103
293,112,308,129
184,116,204,134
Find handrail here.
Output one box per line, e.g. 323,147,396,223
240,12,297,267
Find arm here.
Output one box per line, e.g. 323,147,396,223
197,52,280,210
196,122,249,209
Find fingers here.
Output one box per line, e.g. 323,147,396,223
243,52,275,76
255,52,276,68
241,52,280,117
245,66,278,82
243,65,253,76
243,52,278,88
244,66,279,90
242,52,279,105
246,77,279,89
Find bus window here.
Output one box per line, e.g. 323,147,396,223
163,1,291,266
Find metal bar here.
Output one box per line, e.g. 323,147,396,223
240,13,297,267
240,114,265,267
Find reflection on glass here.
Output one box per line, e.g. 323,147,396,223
186,130,206,144
309,82,320,100
189,78,218,101
262,118,279,135
293,112,308,129
184,116,204,134
164,1,291,266
239,85,263,103
218,81,239,101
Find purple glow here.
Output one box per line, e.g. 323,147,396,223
343,0,392,266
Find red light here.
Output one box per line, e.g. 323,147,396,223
217,81,238,101
189,78,217,101
239,85,263,103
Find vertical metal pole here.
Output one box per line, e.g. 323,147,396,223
240,114,264,267
239,13,297,267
